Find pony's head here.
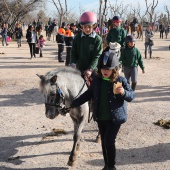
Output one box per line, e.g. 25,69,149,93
109,42,121,58
37,74,65,119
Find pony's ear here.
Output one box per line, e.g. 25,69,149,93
36,74,44,79
50,75,57,85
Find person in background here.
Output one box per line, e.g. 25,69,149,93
159,22,165,39
15,23,23,47
70,52,135,170
94,23,100,35
144,25,154,59
106,16,127,48
45,24,49,37
37,35,46,57
119,35,145,91
64,27,74,66
165,24,169,39
132,16,138,31
102,23,108,49
48,18,52,26
26,25,38,59
70,23,78,35
70,11,102,81
56,22,66,62
37,19,41,26
32,20,37,28
1,23,8,46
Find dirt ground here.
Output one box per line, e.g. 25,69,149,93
0,31,170,170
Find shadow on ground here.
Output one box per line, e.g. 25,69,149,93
0,88,43,107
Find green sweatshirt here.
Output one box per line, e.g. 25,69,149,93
97,79,111,120
106,26,127,47
119,46,145,70
71,33,102,72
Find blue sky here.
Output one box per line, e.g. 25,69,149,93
46,0,170,17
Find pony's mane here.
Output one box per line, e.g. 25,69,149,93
39,67,82,90
45,66,81,79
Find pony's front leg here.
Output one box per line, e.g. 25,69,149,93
67,132,81,166
67,107,87,166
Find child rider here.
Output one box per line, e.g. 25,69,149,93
70,11,103,80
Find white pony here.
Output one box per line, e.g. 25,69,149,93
108,42,122,73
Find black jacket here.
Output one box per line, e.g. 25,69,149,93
71,76,135,124
159,24,165,32
15,28,23,39
26,30,37,43
64,36,74,46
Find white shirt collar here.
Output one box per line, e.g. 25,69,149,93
81,31,96,38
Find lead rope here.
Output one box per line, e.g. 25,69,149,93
60,80,87,115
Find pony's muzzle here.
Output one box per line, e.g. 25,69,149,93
45,107,59,119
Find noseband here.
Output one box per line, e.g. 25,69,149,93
45,86,65,108
45,80,86,115
45,84,73,115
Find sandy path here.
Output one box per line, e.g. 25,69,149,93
0,31,170,170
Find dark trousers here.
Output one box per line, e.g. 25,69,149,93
160,31,164,39
2,34,7,46
58,44,64,61
65,47,72,66
28,43,36,57
97,120,121,168
145,42,152,58
123,66,138,84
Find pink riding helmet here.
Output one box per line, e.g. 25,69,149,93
79,12,97,25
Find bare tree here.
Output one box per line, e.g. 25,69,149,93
145,0,159,24
164,5,170,24
52,0,69,26
108,0,122,17
135,3,149,40
117,4,129,22
52,0,75,26
0,0,44,33
78,3,86,19
101,0,108,34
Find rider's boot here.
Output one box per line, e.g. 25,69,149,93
150,51,152,58
145,51,147,59
131,83,137,91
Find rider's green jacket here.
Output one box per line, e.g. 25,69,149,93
71,31,102,73
106,26,127,47
119,46,145,70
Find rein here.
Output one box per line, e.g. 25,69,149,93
45,80,87,115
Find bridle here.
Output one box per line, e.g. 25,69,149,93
45,81,86,115
45,86,65,108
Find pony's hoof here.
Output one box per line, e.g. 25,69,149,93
67,160,76,167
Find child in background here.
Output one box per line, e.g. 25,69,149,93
70,52,135,170
106,16,127,48
38,35,46,57
64,27,74,66
56,22,66,62
15,23,23,47
119,35,145,91
71,11,102,80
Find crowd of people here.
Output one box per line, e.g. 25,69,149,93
1,12,169,170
